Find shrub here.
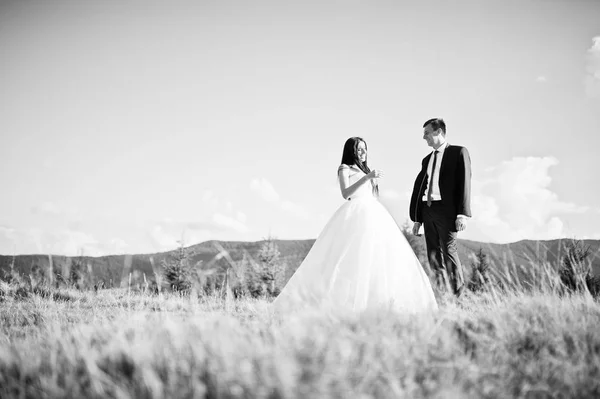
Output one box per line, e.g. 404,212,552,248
468,248,491,292
244,238,285,298
162,243,194,293
68,257,86,289
559,239,599,298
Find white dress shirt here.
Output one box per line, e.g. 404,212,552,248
422,142,448,202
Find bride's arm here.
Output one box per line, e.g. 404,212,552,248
338,165,375,200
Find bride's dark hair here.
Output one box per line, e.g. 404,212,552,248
339,137,379,196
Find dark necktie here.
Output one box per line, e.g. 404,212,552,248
427,150,439,207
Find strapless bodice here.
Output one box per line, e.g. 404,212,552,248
345,166,374,200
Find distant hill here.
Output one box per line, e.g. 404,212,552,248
1,238,599,288
459,238,600,275
0,239,316,288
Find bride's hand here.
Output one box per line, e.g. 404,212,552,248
367,169,384,179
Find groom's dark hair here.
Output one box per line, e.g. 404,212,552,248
423,118,446,135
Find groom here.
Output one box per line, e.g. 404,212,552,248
409,118,472,297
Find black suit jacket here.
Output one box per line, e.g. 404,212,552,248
409,144,472,224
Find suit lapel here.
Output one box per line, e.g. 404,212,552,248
424,153,432,170
438,143,450,182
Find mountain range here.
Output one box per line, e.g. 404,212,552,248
1,237,599,288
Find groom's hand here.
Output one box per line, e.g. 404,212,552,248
455,217,467,232
412,222,422,236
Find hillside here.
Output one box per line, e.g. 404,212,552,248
0,239,316,288
459,238,600,277
1,237,599,288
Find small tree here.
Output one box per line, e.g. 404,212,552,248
69,257,85,289
243,259,263,298
244,237,284,297
559,239,598,297
53,262,66,289
468,248,491,292
29,262,47,290
258,237,284,296
162,243,194,293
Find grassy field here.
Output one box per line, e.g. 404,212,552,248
1,278,600,398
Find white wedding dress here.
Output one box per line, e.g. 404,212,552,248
273,166,438,314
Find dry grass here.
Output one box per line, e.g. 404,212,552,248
1,278,600,398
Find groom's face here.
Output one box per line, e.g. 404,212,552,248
423,125,437,147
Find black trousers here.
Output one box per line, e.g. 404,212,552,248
422,201,465,295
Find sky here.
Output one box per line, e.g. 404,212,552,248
1,0,599,256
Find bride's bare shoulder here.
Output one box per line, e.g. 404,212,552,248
338,164,361,170
338,164,363,176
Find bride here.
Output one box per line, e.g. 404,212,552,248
273,137,438,313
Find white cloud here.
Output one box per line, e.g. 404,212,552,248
584,36,600,98
57,231,101,256
108,238,129,254
0,227,102,256
30,202,83,226
149,210,251,252
150,224,181,251
150,221,214,250
281,200,311,219
5,190,253,255
201,190,219,205
536,76,547,83
31,202,61,216
250,178,280,202
158,189,252,247
212,213,250,233
467,157,589,243
0,226,19,255
0,226,15,239
251,177,311,219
